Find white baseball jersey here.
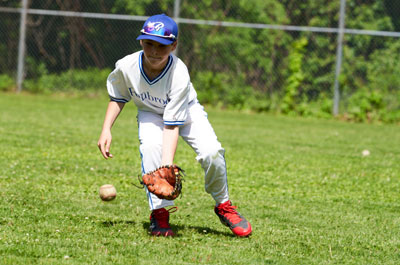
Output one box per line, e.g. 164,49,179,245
107,50,197,125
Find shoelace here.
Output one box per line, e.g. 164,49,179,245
153,207,177,228
218,204,242,225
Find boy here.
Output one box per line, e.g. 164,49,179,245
97,14,252,237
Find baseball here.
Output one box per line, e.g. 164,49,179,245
362,149,370,156
99,184,117,201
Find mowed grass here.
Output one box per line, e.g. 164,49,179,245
0,92,399,265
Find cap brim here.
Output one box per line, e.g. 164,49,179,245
136,34,175,45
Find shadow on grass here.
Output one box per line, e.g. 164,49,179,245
98,220,234,237
142,222,234,237
100,220,136,227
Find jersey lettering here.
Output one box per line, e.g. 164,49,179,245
130,88,169,106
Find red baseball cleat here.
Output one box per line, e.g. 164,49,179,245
215,200,252,237
149,207,177,237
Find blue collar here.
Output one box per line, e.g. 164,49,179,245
139,51,173,85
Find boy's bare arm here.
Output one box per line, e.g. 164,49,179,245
161,125,179,165
97,101,125,159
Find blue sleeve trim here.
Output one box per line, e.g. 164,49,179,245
109,96,129,103
164,120,185,126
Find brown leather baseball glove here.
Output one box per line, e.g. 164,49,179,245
141,165,184,200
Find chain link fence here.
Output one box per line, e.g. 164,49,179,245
1,0,399,121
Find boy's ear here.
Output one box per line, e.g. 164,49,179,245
139,40,143,47
171,40,178,51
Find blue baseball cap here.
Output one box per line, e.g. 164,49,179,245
136,14,178,45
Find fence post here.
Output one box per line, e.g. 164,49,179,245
333,0,346,115
16,0,28,93
173,0,181,56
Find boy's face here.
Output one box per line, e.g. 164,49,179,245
140,39,177,70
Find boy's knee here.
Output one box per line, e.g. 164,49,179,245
197,147,225,164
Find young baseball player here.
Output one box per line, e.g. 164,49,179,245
97,14,252,237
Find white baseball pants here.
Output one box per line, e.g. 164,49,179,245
137,101,230,210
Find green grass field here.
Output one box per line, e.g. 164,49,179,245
0,93,399,264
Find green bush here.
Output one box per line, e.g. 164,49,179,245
193,70,271,111
14,62,400,124
281,37,308,115
345,89,386,122
340,41,400,123
193,71,226,106
24,68,111,93
0,74,15,91
244,91,272,113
